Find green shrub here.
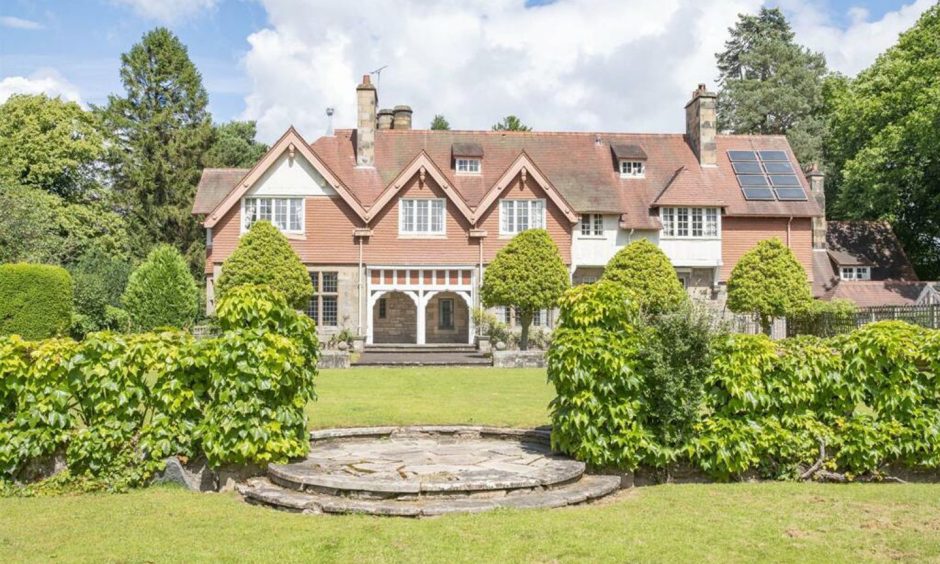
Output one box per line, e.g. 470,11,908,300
122,245,198,332
547,280,651,469
481,229,569,350
727,238,813,334
0,263,73,340
637,305,717,464
601,239,688,315
69,250,131,337
200,285,318,467
216,221,313,310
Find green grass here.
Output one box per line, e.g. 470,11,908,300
308,367,553,429
3,367,940,563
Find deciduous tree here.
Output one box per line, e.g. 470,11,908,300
491,115,531,132
481,229,569,350
601,239,688,315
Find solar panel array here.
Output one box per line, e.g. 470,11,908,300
728,150,807,201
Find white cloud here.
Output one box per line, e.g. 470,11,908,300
112,0,218,23
0,69,82,104
782,0,934,75
0,16,44,29
238,0,933,143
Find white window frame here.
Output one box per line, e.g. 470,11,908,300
619,160,645,178
399,198,446,236
499,199,546,236
580,214,605,238
241,196,305,235
840,266,871,281
455,158,481,175
659,207,721,240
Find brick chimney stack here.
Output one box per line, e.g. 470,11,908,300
685,83,717,166
807,164,827,249
356,74,377,167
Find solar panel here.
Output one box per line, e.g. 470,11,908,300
769,174,801,186
758,150,788,161
732,161,763,174
737,175,769,187
728,150,758,161
763,161,794,174
774,187,808,201
742,187,776,200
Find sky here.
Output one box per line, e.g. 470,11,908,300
0,0,933,143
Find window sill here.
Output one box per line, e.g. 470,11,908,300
620,175,645,180
577,235,606,240
659,236,721,241
398,234,447,240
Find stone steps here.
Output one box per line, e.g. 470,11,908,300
238,474,621,517
353,350,491,366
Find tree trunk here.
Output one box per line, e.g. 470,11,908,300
519,311,532,351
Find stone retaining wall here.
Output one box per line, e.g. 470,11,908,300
492,350,547,368
318,350,350,369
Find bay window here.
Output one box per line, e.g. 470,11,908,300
500,199,545,235
660,207,720,239
243,197,303,233
400,198,445,235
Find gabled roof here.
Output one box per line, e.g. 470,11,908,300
473,152,578,223
194,128,823,231
451,142,484,158
826,221,918,281
611,143,647,160
365,151,476,224
199,127,367,228
193,168,248,214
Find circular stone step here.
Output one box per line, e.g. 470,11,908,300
267,426,585,499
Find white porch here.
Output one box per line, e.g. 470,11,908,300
366,266,477,345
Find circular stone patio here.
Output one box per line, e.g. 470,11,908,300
239,426,621,517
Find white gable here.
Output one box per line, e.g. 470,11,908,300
246,152,337,198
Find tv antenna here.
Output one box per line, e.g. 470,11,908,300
370,65,388,90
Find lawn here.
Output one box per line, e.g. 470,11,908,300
3,367,940,563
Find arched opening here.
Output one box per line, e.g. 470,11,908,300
372,291,417,344
425,291,470,344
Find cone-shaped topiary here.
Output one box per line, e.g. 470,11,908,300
122,245,198,331
216,221,314,310
481,229,569,350
727,238,813,334
601,238,688,315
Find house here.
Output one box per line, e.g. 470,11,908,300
192,78,823,345
813,220,940,307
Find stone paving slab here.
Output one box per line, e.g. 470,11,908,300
269,433,584,496
240,474,621,517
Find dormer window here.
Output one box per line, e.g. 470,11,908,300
620,161,644,178
456,158,481,174
840,266,871,280
610,143,647,179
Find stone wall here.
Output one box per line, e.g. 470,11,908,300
373,291,417,343
308,266,360,343
426,292,469,344
492,350,547,368
318,350,350,369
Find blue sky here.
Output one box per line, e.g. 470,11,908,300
0,0,931,140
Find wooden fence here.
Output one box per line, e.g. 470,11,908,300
786,304,940,337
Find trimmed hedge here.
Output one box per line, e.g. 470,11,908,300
601,239,688,315
0,263,73,340
122,245,198,332
549,278,940,481
0,285,318,491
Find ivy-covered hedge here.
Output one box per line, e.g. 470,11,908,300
0,263,73,340
0,285,318,491
549,279,940,481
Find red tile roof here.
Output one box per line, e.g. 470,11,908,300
822,281,937,307
194,128,823,229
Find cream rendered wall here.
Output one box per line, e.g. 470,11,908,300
570,215,658,267
245,152,337,199
659,238,722,268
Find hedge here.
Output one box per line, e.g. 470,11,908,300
0,263,73,340
549,278,940,481
122,245,198,332
0,285,318,491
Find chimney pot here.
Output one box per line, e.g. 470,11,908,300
377,108,394,130
393,104,413,130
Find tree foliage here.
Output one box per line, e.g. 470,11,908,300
122,245,198,332
601,238,688,315
98,27,213,269
216,221,313,310
430,114,451,130
203,120,268,168
715,8,829,168
824,5,940,278
0,94,104,200
0,184,130,265
491,115,532,132
69,249,132,337
481,229,569,349
726,238,812,334
0,264,73,340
